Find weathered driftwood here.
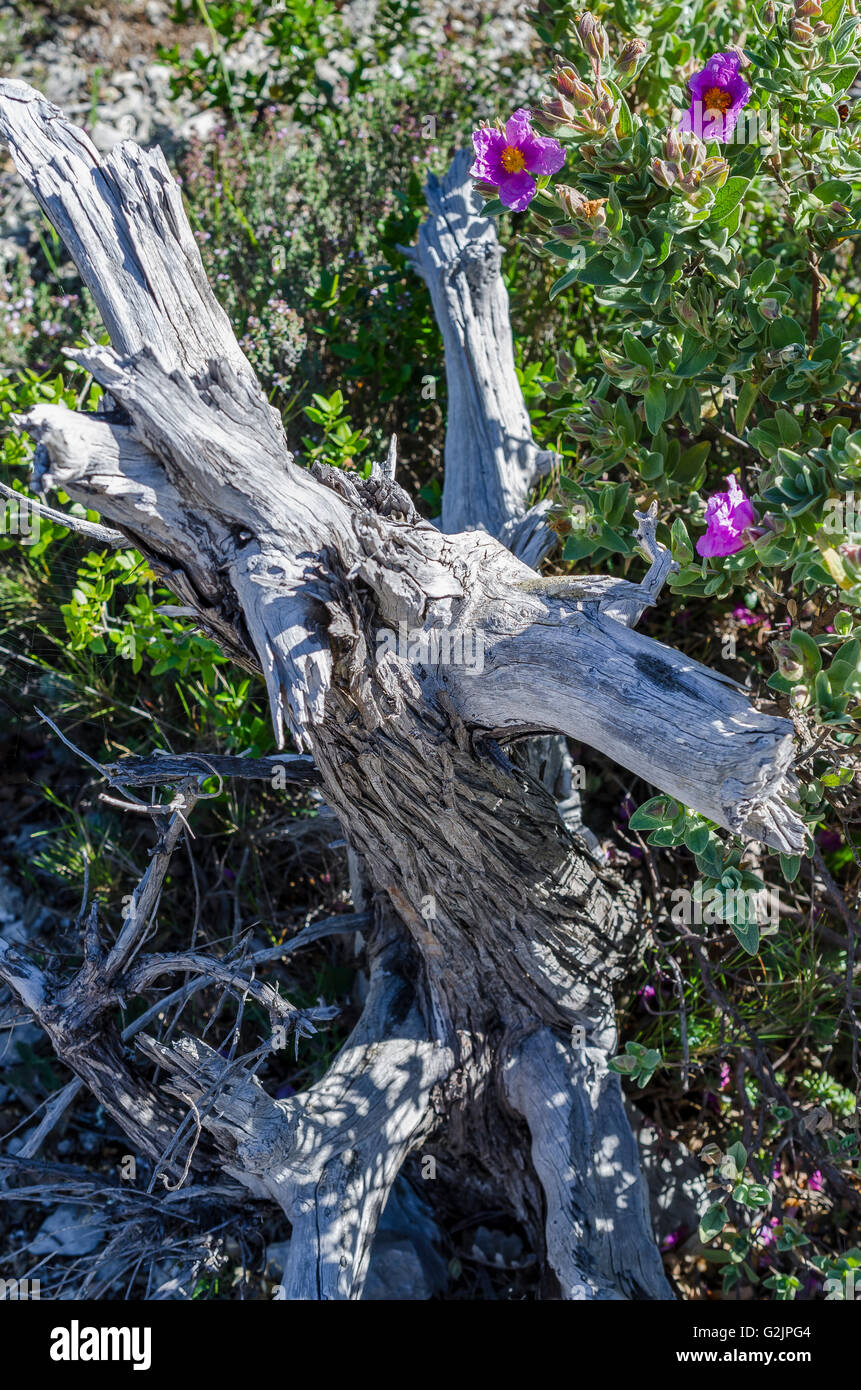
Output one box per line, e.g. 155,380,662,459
408,149,558,562
0,79,805,1300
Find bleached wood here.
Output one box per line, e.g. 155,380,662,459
137,928,453,1300
409,148,557,556
504,1029,671,1299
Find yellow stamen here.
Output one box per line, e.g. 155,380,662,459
703,86,733,114
501,145,527,173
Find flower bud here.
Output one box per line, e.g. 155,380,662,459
557,184,587,217
680,130,706,167
557,185,607,225
577,12,609,65
831,201,850,217
615,37,647,78
761,0,777,25
551,223,586,243
814,20,832,34
664,127,683,162
553,59,594,107
540,95,579,128
700,156,730,189
588,396,613,421
727,44,752,68
789,16,814,41
595,93,618,127
774,642,805,681
789,684,808,709
675,296,703,332
794,0,822,16
760,298,780,320
650,157,677,189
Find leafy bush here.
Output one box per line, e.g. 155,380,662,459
472,0,861,1298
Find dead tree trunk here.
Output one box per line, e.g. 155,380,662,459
0,82,804,1300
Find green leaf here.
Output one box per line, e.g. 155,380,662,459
623,331,654,373
821,0,846,26
550,255,621,296
695,841,727,879
674,344,718,378
612,246,645,283
710,176,749,222
629,795,678,831
747,1185,772,1208
779,853,802,883
731,914,761,953
812,178,854,203
671,517,694,566
714,202,743,235
699,1201,728,1243
771,317,805,349
563,533,597,562
735,380,759,434
749,260,775,292
775,408,802,445
644,382,666,433
684,824,710,854
640,450,665,480
671,439,710,485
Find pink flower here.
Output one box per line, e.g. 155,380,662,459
718,1061,731,1091
471,109,565,211
696,475,757,558
808,1170,823,1192
680,51,752,143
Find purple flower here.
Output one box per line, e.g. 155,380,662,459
718,1061,731,1091
808,1169,824,1192
661,1226,686,1250
696,475,757,558
817,828,842,855
733,605,762,627
471,109,565,211
680,51,752,143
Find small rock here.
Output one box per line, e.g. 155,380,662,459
29,1205,106,1257
363,1236,432,1300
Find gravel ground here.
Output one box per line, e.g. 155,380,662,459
0,0,538,257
